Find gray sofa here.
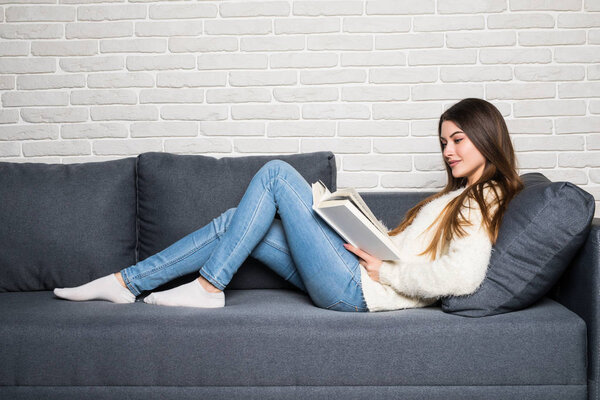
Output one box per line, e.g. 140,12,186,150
0,150,598,400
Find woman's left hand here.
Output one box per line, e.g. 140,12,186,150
343,243,383,283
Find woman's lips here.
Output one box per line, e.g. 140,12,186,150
449,161,461,168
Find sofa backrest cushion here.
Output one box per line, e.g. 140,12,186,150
441,172,596,317
0,158,137,292
136,151,336,292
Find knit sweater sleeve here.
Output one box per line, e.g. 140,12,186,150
378,206,493,300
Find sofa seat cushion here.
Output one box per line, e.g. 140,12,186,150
0,291,586,388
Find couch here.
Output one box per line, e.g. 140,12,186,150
0,150,598,400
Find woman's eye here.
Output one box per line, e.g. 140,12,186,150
455,138,462,144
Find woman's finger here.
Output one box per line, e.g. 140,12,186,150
344,243,365,257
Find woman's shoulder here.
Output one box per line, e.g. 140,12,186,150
464,182,501,224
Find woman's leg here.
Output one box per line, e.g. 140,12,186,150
192,159,367,312
119,207,307,296
55,159,366,312
53,207,307,304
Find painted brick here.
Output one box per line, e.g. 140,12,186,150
207,19,272,35
0,23,62,39
3,91,69,107
157,72,226,88
207,88,270,103
559,152,600,167
23,140,90,157
169,37,238,53
21,107,88,123
232,104,300,120
219,2,290,18
513,135,585,151
148,3,217,19
100,38,166,53
235,138,298,152
93,139,162,155
441,66,512,82
140,89,209,104
344,17,411,33
271,52,338,68
514,100,587,117
165,138,232,153
273,87,338,102
268,121,335,136
130,121,197,137
515,65,585,81
0,124,58,140
301,138,370,153
91,105,158,121
301,69,365,84
555,117,600,134
302,104,370,119
161,105,228,121
71,89,139,105
338,121,409,137
62,123,127,139
344,155,412,171
274,18,339,34
60,56,123,72
486,83,555,99
200,121,265,136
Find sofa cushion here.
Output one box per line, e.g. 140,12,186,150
0,290,586,388
136,151,336,291
0,158,137,292
441,172,596,317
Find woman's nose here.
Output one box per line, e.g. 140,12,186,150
444,146,453,158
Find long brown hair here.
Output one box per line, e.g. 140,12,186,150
387,98,524,261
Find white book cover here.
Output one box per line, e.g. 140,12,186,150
311,181,402,261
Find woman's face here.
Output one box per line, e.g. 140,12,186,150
440,120,487,187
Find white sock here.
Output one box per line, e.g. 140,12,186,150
143,279,225,308
53,273,136,304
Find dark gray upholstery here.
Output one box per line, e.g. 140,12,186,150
0,385,586,400
0,158,137,292
0,291,586,391
135,151,336,291
550,218,600,400
0,152,597,400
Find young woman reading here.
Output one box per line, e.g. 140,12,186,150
54,98,523,312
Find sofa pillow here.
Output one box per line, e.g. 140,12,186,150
136,151,336,291
441,172,595,317
0,158,137,292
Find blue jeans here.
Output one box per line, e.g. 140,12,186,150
120,160,369,312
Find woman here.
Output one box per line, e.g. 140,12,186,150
54,98,523,312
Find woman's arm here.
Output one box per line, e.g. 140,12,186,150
378,220,493,299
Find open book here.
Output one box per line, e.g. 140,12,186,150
311,180,402,261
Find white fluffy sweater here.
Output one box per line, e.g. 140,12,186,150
359,186,496,312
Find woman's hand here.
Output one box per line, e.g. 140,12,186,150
343,243,383,283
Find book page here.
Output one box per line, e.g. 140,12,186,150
325,187,389,235
312,181,389,236
312,180,331,205
313,200,402,260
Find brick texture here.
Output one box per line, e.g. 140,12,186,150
0,0,598,216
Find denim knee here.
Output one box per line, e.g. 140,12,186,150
260,159,294,177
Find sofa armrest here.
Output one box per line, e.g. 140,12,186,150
549,218,600,400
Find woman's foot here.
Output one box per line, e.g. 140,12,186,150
53,273,136,304
197,275,223,293
143,277,224,308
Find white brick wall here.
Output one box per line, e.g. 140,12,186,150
0,0,599,217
